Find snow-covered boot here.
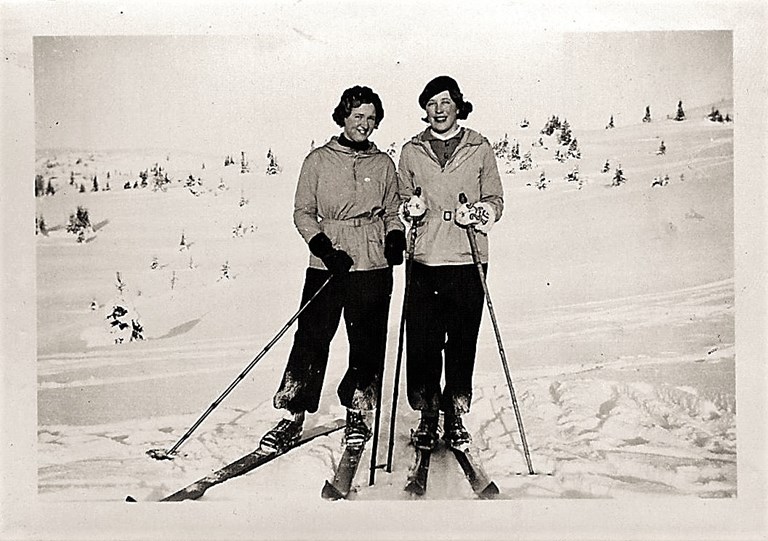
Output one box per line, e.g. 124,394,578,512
443,413,472,450
343,409,372,450
410,412,440,450
259,415,304,454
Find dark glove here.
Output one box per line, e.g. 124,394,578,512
309,232,354,275
384,229,407,266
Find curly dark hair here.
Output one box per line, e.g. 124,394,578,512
332,86,384,128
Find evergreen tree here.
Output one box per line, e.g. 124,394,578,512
602,159,610,173
606,115,615,129
266,148,281,175
70,171,75,186
536,171,548,190
35,175,45,197
643,106,652,123
92,175,99,192
657,140,666,155
66,205,91,242
79,183,86,193
519,150,533,170
674,100,686,121
558,119,572,146
567,138,581,159
612,166,627,187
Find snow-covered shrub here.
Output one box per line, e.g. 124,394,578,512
66,205,92,242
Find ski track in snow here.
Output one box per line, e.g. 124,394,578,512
38,277,735,501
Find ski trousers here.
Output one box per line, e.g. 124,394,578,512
406,262,486,416
273,266,393,414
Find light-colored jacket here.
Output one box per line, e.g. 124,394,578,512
294,136,403,271
397,128,503,265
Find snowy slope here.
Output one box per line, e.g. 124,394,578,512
36,114,734,502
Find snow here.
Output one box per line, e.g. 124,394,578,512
34,115,738,513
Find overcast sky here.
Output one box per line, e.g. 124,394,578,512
33,4,732,155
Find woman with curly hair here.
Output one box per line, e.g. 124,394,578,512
259,85,405,454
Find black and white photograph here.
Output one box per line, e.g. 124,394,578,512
1,1,766,539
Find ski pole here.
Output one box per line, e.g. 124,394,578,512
368,361,385,485
147,275,334,461
384,188,422,473
458,193,535,475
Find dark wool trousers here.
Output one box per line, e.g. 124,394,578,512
273,267,393,414
406,262,486,416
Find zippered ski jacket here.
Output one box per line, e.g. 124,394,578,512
397,128,503,265
294,136,403,271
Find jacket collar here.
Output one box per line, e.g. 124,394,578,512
410,127,484,168
325,135,381,156
411,127,483,148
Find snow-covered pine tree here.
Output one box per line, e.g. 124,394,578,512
266,148,281,175
220,260,230,280
240,151,250,174
602,159,611,173
567,138,581,159
558,119,572,146
536,170,548,190
519,150,533,170
612,165,627,186
92,175,99,192
565,168,579,183
66,205,92,242
643,106,652,123
657,140,666,155
179,231,188,251
674,100,686,121
540,115,561,136
606,115,615,129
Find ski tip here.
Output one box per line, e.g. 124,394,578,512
321,480,346,501
403,481,427,496
479,482,500,499
125,495,137,503
146,448,175,461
